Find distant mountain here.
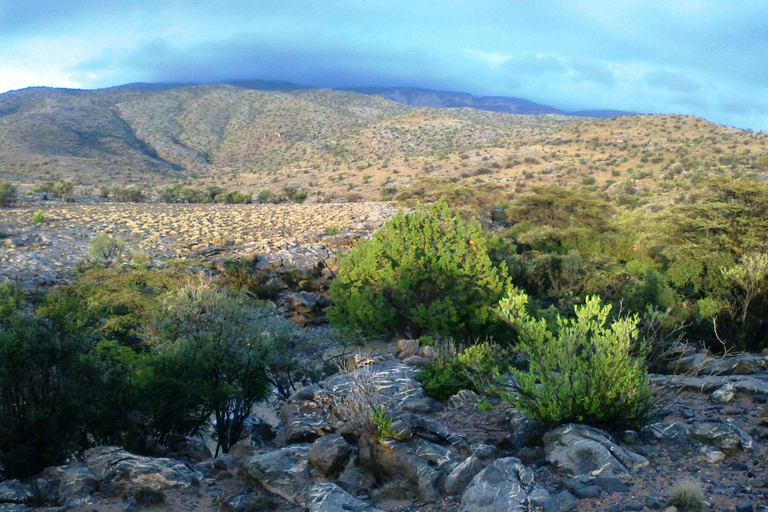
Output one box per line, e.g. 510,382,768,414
345,87,633,118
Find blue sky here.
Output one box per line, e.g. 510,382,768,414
1,1,767,130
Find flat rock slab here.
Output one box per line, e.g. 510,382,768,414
651,374,768,395
643,420,754,453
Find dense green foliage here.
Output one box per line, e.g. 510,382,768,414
497,288,653,427
160,184,252,204
0,257,323,478
329,200,509,340
418,341,505,400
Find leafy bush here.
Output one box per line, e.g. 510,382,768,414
329,200,509,340
0,181,15,207
0,284,93,478
32,210,45,223
418,341,504,400
88,232,129,267
257,189,280,204
496,288,653,427
150,283,293,455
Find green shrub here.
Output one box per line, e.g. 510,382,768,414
329,200,509,340
32,210,45,223
0,181,15,207
418,341,503,400
88,232,128,267
496,288,653,427
324,225,340,236
257,189,280,204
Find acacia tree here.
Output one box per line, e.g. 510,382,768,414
329,200,509,340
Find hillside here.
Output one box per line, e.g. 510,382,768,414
0,83,766,205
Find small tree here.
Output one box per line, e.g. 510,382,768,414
150,283,289,455
329,200,509,340
0,181,15,207
88,232,129,267
53,181,75,203
721,253,768,325
496,288,653,427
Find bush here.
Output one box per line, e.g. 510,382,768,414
496,288,653,427
150,283,293,455
0,284,93,478
329,200,509,340
32,210,45,223
0,181,15,207
257,189,280,204
418,341,504,400
88,232,129,267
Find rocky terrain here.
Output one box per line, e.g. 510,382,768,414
0,341,766,512
0,201,396,295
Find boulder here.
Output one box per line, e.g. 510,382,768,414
308,482,384,512
280,360,441,445
239,444,312,505
448,389,481,410
84,446,203,497
444,456,486,495
309,434,355,477
458,457,547,512
359,437,442,503
395,339,419,359
171,435,213,462
0,480,32,504
711,382,736,404
543,424,649,478
39,463,98,505
688,422,753,454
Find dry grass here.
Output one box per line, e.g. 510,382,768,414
666,478,705,510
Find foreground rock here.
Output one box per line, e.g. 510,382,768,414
543,424,649,478
309,482,384,512
458,457,549,512
84,446,203,496
239,444,313,506
280,359,441,444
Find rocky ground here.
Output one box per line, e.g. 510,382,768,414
0,201,396,293
2,341,766,512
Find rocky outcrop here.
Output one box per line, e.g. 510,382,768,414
458,457,549,512
280,359,442,445
239,444,313,506
543,424,649,478
84,446,203,497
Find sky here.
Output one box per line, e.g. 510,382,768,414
1,1,767,131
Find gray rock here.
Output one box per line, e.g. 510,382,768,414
444,456,486,495
40,463,98,504
0,480,32,504
574,485,601,498
542,491,578,512
172,435,213,462
458,457,546,512
448,389,481,410
359,437,442,503
671,352,768,375
389,419,414,441
711,382,736,404
543,424,649,478
650,373,768,395
239,444,312,505
309,434,354,477
308,483,384,512
688,421,753,454
84,446,202,497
